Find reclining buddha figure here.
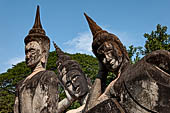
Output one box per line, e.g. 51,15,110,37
83,13,170,113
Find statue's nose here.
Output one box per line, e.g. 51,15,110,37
105,53,112,61
26,52,31,59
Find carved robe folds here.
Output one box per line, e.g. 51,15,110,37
14,71,58,113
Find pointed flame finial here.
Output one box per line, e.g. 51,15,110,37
33,5,43,29
84,13,103,38
28,5,45,35
25,5,49,45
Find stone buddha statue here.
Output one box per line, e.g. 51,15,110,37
53,42,90,113
83,13,170,113
14,6,58,113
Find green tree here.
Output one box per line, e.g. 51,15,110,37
0,62,31,113
127,45,144,64
144,24,170,54
0,52,98,113
127,24,170,64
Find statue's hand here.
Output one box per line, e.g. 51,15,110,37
96,60,108,79
65,90,74,101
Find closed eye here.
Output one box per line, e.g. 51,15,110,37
66,81,71,87
72,75,79,82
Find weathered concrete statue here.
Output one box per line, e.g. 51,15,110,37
83,13,170,113
14,6,58,113
53,42,91,113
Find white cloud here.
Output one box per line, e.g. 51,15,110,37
64,32,93,55
0,56,25,73
63,28,144,56
63,30,131,55
8,57,25,66
101,26,145,47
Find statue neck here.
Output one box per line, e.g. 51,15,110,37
32,61,45,73
24,62,45,83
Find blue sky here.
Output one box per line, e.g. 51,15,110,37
1,0,170,73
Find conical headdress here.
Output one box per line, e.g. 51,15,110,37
53,41,82,84
53,42,88,96
28,5,45,35
53,41,64,57
24,5,49,45
84,13,130,67
84,13,103,38
32,6,43,29
53,41,71,62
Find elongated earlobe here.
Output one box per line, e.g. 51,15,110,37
41,51,46,68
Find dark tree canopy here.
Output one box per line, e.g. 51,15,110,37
0,62,31,113
144,24,170,54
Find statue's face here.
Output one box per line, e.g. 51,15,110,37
25,41,42,68
97,41,122,72
61,68,88,98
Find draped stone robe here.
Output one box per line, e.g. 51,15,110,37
14,70,58,113
86,50,170,113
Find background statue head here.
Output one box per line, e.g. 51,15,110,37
54,42,89,99
84,13,129,73
24,6,50,70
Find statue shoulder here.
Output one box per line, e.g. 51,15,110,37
144,50,170,73
15,79,25,96
42,70,57,76
118,50,170,84
39,70,58,84
112,50,170,97
112,50,170,113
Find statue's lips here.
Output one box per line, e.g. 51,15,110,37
73,86,83,98
26,60,33,66
26,58,32,63
110,58,116,65
75,86,80,93
75,85,85,96
123,81,157,113
26,59,31,65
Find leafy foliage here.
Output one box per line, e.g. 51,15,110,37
70,53,98,82
144,24,170,54
127,45,144,63
0,62,31,113
127,24,170,64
